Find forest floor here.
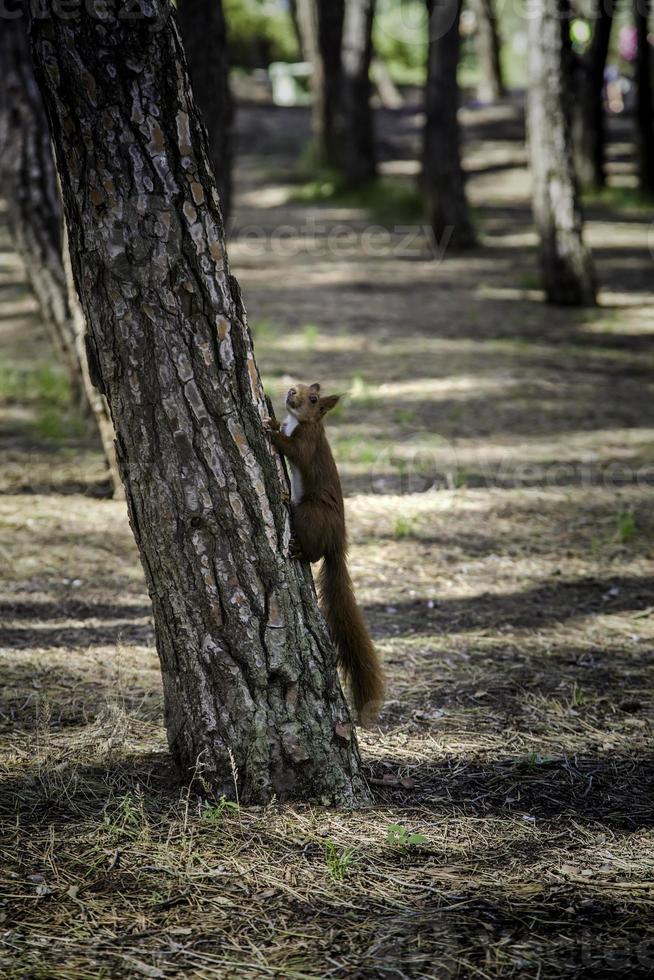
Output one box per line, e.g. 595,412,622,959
1,94,654,979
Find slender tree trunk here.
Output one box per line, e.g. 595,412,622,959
297,0,344,168
333,0,377,184
178,0,233,222
30,0,369,805
297,0,376,184
288,0,304,55
0,8,80,402
0,4,122,494
527,0,596,305
634,0,654,196
572,0,614,189
423,0,476,249
475,0,505,103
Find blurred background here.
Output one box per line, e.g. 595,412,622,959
1,1,654,976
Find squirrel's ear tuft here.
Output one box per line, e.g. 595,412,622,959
309,382,321,392
319,394,340,415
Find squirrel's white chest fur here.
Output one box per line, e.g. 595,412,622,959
282,414,304,505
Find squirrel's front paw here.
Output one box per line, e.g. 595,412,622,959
263,416,281,433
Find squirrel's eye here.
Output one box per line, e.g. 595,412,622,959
310,395,318,404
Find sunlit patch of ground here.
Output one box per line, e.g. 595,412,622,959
1,100,653,977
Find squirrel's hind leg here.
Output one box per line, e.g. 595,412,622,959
290,501,327,563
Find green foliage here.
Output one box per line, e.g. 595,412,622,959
0,363,69,407
251,317,276,340
324,839,355,881
202,797,241,824
350,374,375,405
583,185,654,211
224,0,299,68
373,0,427,85
302,323,320,348
393,408,417,425
0,363,86,441
615,509,637,544
570,683,587,708
293,172,424,225
104,792,148,838
393,516,415,540
386,823,428,851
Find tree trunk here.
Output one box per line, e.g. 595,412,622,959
177,0,233,222
634,0,654,196
0,7,81,402
572,0,614,189
30,0,369,805
297,0,376,184
527,0,596,305
475,0,505,103
423,0,476,249
333,0,377,184
297,0,344,168
0,4,122,495
62,221,123,497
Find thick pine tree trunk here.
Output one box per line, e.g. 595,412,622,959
423,0,476,249
297,0,376,184
178,0,233,222
527,0,596,305
0,5,122,494
634,0,654,196
572,0,614,189
30,0,369,805
475,0,505,103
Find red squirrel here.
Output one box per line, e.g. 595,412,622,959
265,382,384,724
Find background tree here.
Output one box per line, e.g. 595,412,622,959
572,0,615,189
423,0,476,249
178,0,233,221
633,0,654,196
527,0,596,305
0,5,121,494
30,0,369,804
297,0,377,184
474,0,505,103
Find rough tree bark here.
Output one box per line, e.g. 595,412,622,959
475,0,505,103
527,0,596,305
177,0,233,222
423,0,476,249
296,0,376,184
30,0,369,805
634,0,654,196
572,0,614,189
62,220,123,496
0,4,121,494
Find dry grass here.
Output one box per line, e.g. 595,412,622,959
2,101,654,977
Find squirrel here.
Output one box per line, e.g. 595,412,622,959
265,382,384,725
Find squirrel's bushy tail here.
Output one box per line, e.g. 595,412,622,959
318,549,384,725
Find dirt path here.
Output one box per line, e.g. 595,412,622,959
1,98,653,977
